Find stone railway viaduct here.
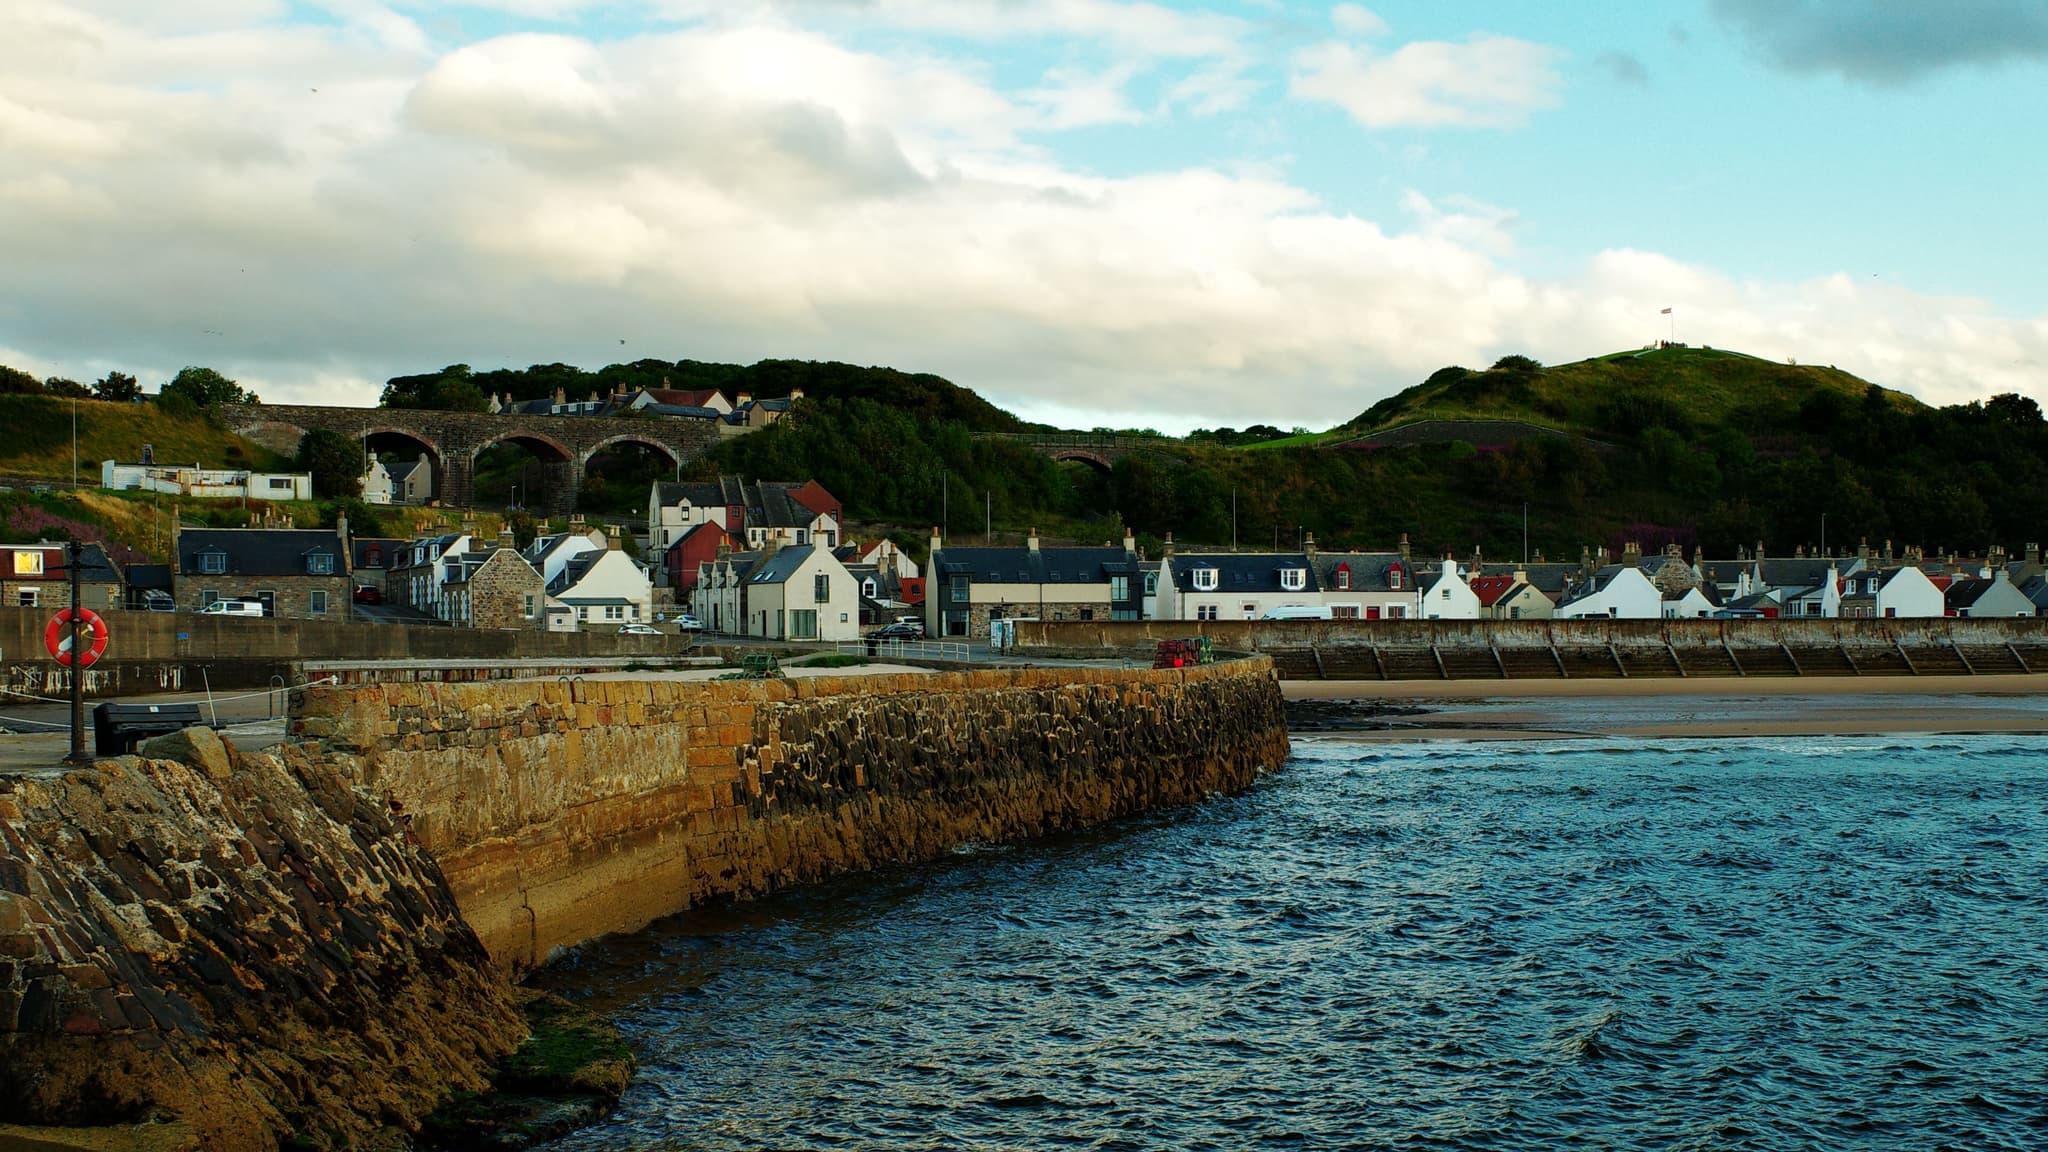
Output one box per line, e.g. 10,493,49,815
224,403,721,514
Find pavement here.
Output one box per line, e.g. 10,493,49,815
0,685,291,776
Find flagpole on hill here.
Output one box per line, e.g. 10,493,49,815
1662,306,1674,344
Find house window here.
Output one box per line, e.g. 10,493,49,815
862,578,878,599
795,529,809,545
12,552,42,575
1111,575,1129,601
255,590,275,616
309,589,328,615
202,589,220,607
605,605,625,621
199,552,227,574
268,477,293,490
1280,568,1305,591
950,575,970,599
16,588,37,607
1143,572,1158,596
1079,608,1094,621
1336,569,1351,590
1509,607,1521,620
1242,603,1257,619
1197,605,1218,621
814,574,830,603
1388,605,1407,618
1193,568,1218,591
576,606,588,621
306,553,334,575
1332,605,1358,619
523,594,537,617
1388,569,1403,590
790,610,818,639
1441,588,1452,600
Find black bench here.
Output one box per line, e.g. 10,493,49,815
93,703,207,756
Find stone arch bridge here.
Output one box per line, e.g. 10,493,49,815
224,403,721,514
974,432,1180,473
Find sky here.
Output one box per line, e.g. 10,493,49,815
2,0,2045,433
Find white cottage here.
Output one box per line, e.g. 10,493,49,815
1557,566,1663,619
1418,559,1482,620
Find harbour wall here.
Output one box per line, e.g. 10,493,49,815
1015,618,2048,680
0,606,676,697
0,734,525,1151
292,659,1291,973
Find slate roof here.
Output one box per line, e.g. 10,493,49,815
654,478,744,509
1167,553,1312,594
1756,558,1864,589
1945,576,1994,610
1308,552,1410,594
178,528,348,578
746,545,819,585
123,563,173,592
2020,574,2048,610
938,546,1134,584
640,404,721,419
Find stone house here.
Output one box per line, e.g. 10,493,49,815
441,539,545,629
536,525,652,627
175,523,352,619
927,528,1143,638
0,542,124,613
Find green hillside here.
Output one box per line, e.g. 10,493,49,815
1340,346,1919,441
0,394,291,483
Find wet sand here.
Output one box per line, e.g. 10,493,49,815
1284,674,2048,741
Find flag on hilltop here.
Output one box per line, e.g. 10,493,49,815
1660,307,1672,314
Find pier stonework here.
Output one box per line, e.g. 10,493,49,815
294,660,1291,973
0,741,524,1151
0,660,1287,1146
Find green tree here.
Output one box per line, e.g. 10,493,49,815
0,365,43,394
92,371,142,402
163,366,258,408
296,428,366,500
43,376,90,398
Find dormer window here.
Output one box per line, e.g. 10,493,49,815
1388,567,1403,590
1193,568,1218,591
1280,568,1306,591
307,553,334,575
1335,566,1351,590
199,552,227,574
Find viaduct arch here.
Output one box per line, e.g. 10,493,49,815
224,403,719,515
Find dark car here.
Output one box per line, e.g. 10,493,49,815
866,621,924,640
353,584,384,604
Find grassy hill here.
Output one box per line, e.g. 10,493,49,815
0,394,292,484
1338,346,1920,441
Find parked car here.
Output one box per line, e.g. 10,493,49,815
141,591,175,613
201,599,265,617
866,620,924,640
618,623,662,635
673,613,703,631
353,584,383,604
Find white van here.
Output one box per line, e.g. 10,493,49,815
1261,605,1334,621
201,599,266,617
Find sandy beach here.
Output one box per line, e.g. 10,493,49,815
1283,674,2048,741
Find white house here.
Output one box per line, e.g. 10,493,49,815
546,539,653,627
1418,559,1482,620
362,458,394,505
1557,566,1663,619
1161,552,1320,621
102,460,313,501
692,543,858,641
1856,566,1944,619
1661,586,1719,619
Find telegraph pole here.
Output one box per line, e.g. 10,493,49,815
66,541,87,763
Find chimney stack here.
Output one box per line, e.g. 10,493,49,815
1304,531,1317,559
1622,541,1641,568
1122,526,1136,555
1027,527,1040,553
499,525,515,551
1858,538,1870,561
606,524,622,551
1398,533,1411,562
1163,532,1176,557
2028,543,2041,567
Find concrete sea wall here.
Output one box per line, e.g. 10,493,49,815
294,660,1291,973
1017,618,2048,680
0,734,525,1151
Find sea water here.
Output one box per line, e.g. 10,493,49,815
533,735,2048,1150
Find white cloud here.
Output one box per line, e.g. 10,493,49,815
1290,34,1564,128
0,3,2043,435
1330,3,1387,39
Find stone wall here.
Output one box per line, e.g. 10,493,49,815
294,660,1290,973
1015,617,2048,680
0,735,524,1151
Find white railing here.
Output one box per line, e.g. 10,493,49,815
837,639,975,662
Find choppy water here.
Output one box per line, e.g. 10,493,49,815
534,735,2048,1150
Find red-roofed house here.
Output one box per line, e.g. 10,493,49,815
1471,570,1555,620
